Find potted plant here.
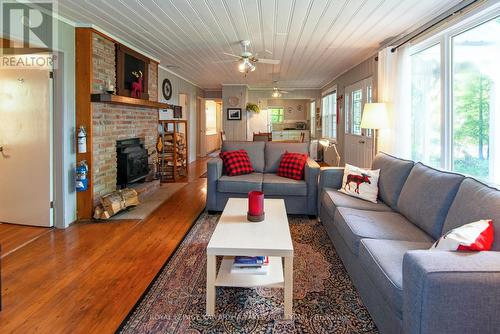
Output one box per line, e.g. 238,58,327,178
246,102,260,113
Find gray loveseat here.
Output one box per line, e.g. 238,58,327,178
319,152,500,334
207,141,320,215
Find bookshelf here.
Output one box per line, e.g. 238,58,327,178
157,120,188,182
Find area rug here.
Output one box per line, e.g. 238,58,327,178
119,213,378,333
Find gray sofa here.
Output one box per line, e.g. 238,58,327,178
207,141,320,215
319,152,500,334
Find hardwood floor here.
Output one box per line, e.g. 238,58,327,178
0,158,208,334
0,224,51,259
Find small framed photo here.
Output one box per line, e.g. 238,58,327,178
173,105,182,119
227,108,242,120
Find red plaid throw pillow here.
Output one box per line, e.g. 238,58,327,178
219,150,254,176
277,152,308,180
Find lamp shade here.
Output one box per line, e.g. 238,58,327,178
360,103,389,129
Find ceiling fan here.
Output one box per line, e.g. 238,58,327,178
271,82,289,98
217,40,280,74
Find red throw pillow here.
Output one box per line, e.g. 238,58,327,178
430,219,494,251
219,150,254,176
277,152,308,180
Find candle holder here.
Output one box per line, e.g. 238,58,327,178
247,190,265,222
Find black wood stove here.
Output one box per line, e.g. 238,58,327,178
116,138,149,188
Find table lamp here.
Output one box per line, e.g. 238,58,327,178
360,103,388,156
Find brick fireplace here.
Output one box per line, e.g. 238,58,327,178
91,32,159,204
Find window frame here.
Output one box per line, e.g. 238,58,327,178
409,6,500,173
321,89,337,141
269,107,285,123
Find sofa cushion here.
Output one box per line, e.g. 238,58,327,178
321,188,392,217
371,153,414,209
263,173,307,196
397,163,464,240
222,141,265,173
443,178,500,250
277,152,308,180
334,207,434,255
264,142,308,173
217,173,263,194
359,239,433,315
219,150,254,176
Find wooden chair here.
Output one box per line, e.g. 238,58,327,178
300,132,305,143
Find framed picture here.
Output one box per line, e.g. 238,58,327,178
227,108,242,120
173,105,182,118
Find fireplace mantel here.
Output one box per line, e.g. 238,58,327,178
91,94,173,109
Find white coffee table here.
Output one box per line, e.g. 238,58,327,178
206,198,294,319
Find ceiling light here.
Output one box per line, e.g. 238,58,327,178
272,90,281,98
238,59,255,73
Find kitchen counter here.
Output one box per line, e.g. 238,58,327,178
272,130,310,142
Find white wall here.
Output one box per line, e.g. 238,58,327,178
158,67,204,163
56,19,76,228
222,85,248,141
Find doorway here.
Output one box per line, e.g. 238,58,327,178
198,99,222,157
0,65,54,227
344,77,374,168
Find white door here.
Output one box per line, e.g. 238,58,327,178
344,78,374,168
0,68,53,226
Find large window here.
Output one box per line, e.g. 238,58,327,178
410,13,500,183
452,18,499,181
270,108,284,123
322,91,337,140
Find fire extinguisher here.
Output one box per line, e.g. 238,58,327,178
77,126,87,154
76,160,88,192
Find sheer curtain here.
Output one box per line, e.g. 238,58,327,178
377,46,412,159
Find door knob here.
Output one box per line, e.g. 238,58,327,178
359,140,365,144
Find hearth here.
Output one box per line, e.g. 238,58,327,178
116,138,149,188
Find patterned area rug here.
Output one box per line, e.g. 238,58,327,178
119,213,378,333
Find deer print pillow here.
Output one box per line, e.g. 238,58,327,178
339,164,380,203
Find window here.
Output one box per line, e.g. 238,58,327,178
452,17,499,181
410,12,500,184
345,78,372,136
322,92,337,139
270,108,284,123
411,44,441,168
310,100,316,137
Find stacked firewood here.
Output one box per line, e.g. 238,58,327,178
93,188,139,219
158,132,187,180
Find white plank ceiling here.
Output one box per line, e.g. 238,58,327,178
58,0,462,89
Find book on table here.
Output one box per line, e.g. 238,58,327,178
231,256,269,275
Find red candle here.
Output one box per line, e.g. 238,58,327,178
248,191,264,216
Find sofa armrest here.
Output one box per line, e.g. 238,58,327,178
206,157,223,211
304,158,320,215
318,167,344,191
403,250,500,334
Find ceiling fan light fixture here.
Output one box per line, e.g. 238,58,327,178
238,58,256,73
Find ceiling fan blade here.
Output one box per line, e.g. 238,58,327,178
256,58,280,65
223,52,242,59
281,90,290,94
213,59,238,64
